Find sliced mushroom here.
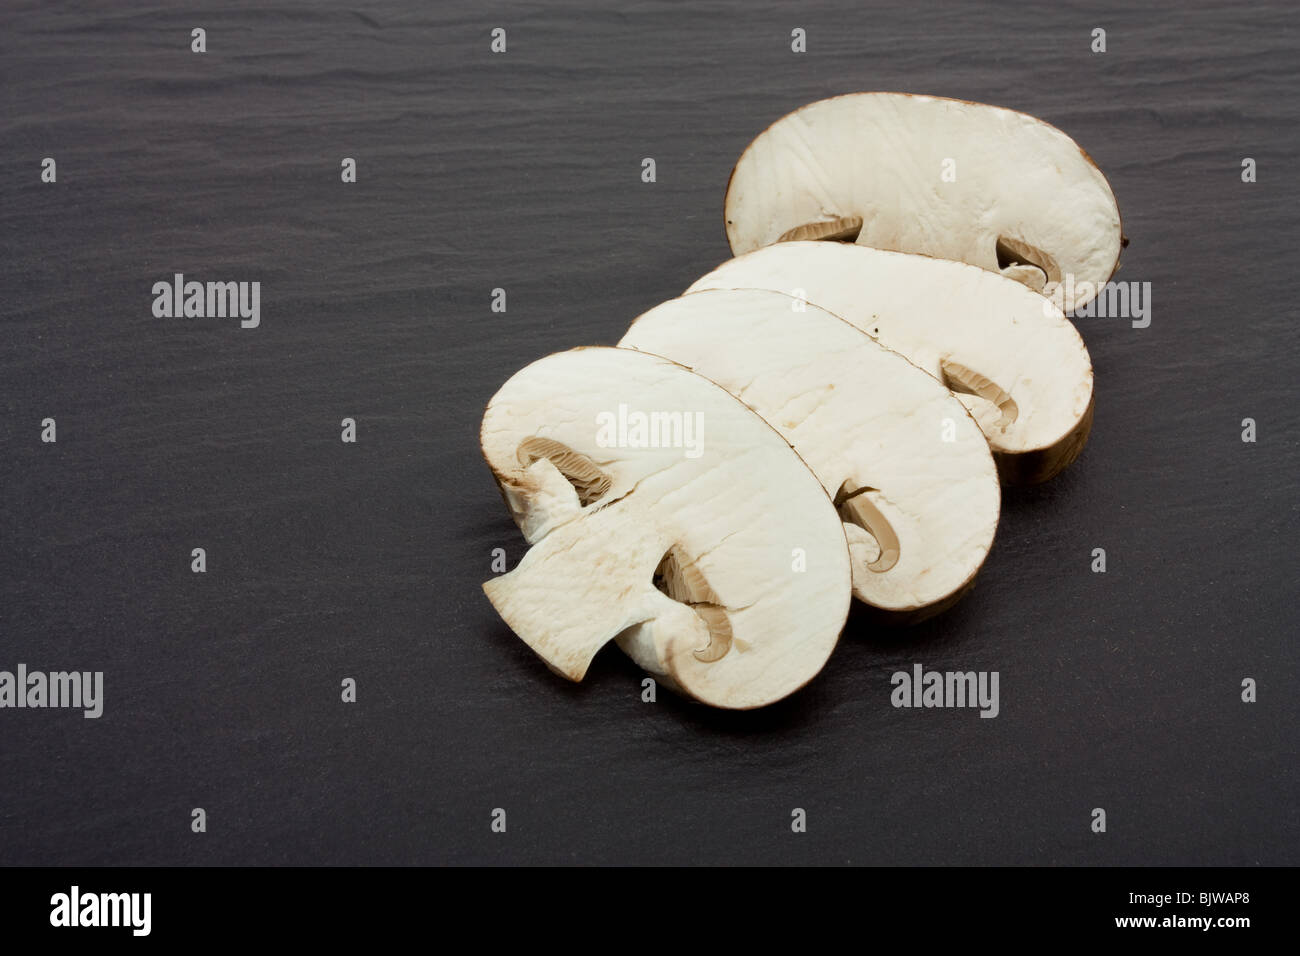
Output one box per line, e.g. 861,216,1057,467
686,242,1094,484
724,92,1123,313
620,289,1000,621
480,346,852,709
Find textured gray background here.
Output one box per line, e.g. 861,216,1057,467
1,0,1296,865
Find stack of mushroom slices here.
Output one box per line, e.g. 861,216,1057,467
480,92,1125,710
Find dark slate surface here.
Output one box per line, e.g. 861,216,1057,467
0,0,1295,865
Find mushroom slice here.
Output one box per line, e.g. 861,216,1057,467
724,92,1123,312
621,289,999,621
687,242,1094,484
480,346,851,709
